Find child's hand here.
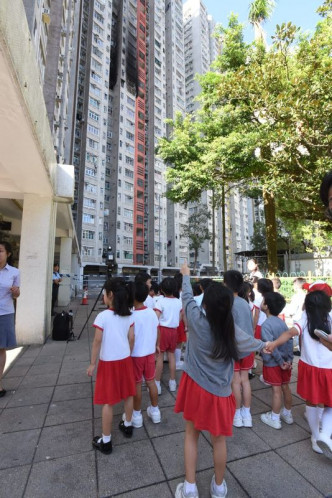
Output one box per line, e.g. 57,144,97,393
263,341,275,353
280,362,289,370
180,261,190,276
156,345,160,355
87,364,95,377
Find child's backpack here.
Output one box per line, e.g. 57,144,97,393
52,311,75,341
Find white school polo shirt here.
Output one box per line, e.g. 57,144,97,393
93,309,134,361
154,296,182,328
131,306,159,357
294,311,332,369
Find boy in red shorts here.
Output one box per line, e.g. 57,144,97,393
260,292,294,429
131,282,161,427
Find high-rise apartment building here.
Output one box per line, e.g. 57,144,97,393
184,0,254,272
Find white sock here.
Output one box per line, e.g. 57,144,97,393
175,348,181,363
241,406,251,417
124,419,132,427
282,408,292,416
271,411,280,421
155,380,160,386
184,480,197,493
150,405,159,413
306,406,320,440
213,478,226,493
133,410,141,417
102,434,111,443
235,408,241,417
320,407,332,437
318,406,324,423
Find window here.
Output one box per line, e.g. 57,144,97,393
83,213,95,223
82,230,95,240
125,168,134,179
124,209,133,219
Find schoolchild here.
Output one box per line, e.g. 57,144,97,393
175,263,270,498
253,278,273,339
154,277,182,394
266,285,332,458
260,292,294,429
224,270,254,428
135,272,154,309
131,282,161,427
87,278,135,454
174,272,187,370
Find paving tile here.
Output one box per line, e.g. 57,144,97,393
0,429,40,469
143,406,185,438
33,355,62,366
228,451,322,498
152,432,213,480
22,345,43,358
59,360,89,374
290,404,310,433
6,386,54,408
27,364,61,376
251,413,310,449
20,373,59,388
35,419,93,462
0,404,48,433
0,465,30,498
250,394,270,415
4,365,31,378
277,439,332,496
169,468,248,498
45,397,92,427
93,413,149,447
97,439,165,496
57,370,90,385
52,382,92,402
25,452,97,498
227,426,270,461
114,482,172,498
1,376,22,392
140,387,176,409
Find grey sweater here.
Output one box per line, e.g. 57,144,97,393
182,276,266,397
261,316,293,367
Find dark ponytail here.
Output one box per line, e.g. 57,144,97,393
202,283,239,362
305,290,331,341
104,278,133,316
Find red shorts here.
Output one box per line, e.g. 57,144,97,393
254,324,262,340
159,325,178,353
263,365,292,386
177,320,187,343
94,357,136,405
132,353,156,383
297,360,332,406
175,372,236,436
234,353,255,372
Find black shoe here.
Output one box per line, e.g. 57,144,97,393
92,436,112,454
119,420,133,438
293,351,301,356
248,373,255,380
0,389,6,398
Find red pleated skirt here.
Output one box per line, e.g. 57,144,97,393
175,372,236,436
177,320,187,343
297,360,332,407
94,356,136,405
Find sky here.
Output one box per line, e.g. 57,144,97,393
195,0,323,43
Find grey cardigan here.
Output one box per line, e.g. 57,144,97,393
182,275,266,397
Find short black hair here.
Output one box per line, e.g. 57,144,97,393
264,292,286,316
224,270,244,293
134,281,149,303
192,282,202,296
320,171,332,207
257,278,273,296
135,272,151,284
150,281,159,294
160,277,177,296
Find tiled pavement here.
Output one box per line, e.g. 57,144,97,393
0,298,331,498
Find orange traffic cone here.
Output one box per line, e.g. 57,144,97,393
81,287,88,305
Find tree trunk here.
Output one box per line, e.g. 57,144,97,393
221,185,227,272
211,190,216,270
193,248,198,275
263,188,278,273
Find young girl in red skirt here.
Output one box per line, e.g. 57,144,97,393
175,263,270,498
87,278,136,454
267,285,332,459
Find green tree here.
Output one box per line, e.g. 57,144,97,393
182,207,211,274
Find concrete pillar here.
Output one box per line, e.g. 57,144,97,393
58,236,72,306
16,194,56,344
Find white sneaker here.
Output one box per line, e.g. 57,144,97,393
317,433,332,460
155,380,161,395
176,361,184,370
210,475,227,498
233,413,243,428
175,482,199,498
147,405,161,424
260,412,281,429
280,411,294,425
311,436,323,454
240,408,253,428
131,411,143,428
259,374,270,386
169,379,177,392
